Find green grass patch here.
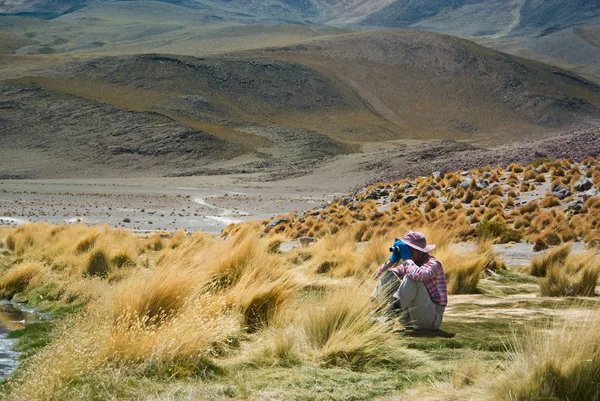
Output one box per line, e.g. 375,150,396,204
7,321,52,360
405,319,522,353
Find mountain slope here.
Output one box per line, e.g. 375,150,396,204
2,29,600,180
358,0,600,38
257,30,600,142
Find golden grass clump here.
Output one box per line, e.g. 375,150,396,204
522,170,536,181
0,262,43,296
539,249,599,297
299,286,403,370
112,267,197,326
311,228,357,277
75,232,99,253
424,197,442,213
496,309,600,400
540,196,560,208
84,249,110,278
529,243,571,277
434,242,499,294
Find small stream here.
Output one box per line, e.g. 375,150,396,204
0,302,37,378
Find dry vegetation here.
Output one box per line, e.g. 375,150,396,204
0,157,599,400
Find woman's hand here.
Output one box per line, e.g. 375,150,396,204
373,262,389,279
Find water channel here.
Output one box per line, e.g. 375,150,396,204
0,302,37,378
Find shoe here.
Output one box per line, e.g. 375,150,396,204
384,300,403,318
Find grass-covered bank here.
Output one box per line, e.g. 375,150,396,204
0,158,599,400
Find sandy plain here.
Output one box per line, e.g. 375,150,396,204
0,176,342,234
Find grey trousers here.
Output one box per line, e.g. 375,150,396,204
373,271,445,330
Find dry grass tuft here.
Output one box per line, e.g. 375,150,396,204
0,262,43,295
496,309,600,400
434,244,497,294
311,229,357,277
299,286,401,370
75,232,99,254
529,243,571,277
539,250,599,297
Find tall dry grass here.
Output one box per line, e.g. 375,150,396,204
539,249,600,297
529,243,571,277
0,262,43,296
0,223,300,399
300,286,400,370
435,242,502,294
495,309,600,401
310,228,357,277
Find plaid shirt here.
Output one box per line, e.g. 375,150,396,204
390,255,448,306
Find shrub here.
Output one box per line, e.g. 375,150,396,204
522,170,537,181
110,251,134,269
311,229,358,277
6,235,15,251
113,268,195,326
474,219,521,243
519,201,539,215
531,157,551,168
424,197,442,213
147,235,164,251
508,163,525,173
238,279,295,333
542,232,562,246
84,249,110,278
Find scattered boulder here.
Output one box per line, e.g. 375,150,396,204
573,177,593,192
341,197,352,206
565,199,585,213
266,218,289,227
460,177,473,189
552,185,571,200
475,179,488,190
365,190,379,200
403,195,418,203
299,236,316,247
432,171,444,179
581,189,600,201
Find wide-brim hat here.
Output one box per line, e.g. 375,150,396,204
402,231,436,253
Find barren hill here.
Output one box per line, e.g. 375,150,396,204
2,30,600,180
2,0,599,83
